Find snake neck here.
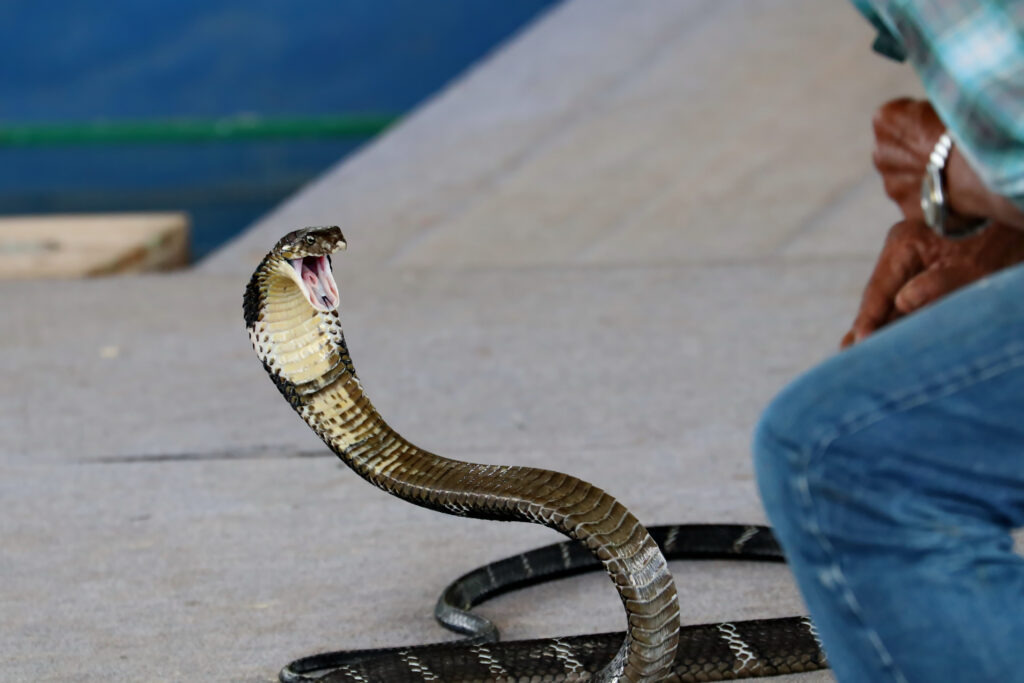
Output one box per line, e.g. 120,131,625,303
247,262,681,682
246,257,444,486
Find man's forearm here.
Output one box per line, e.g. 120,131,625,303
948,147,1024,231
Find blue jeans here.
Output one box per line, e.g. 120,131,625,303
754,263,1024,683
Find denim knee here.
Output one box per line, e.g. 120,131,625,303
752,371,824,534
752,406,793,529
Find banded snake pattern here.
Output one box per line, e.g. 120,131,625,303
244,227,827,682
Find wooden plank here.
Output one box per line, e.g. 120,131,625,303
0,212,190,279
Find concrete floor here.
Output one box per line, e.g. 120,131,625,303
3,1,927,680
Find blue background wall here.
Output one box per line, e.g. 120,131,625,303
0,1,556,257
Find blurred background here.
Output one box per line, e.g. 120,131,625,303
0,0,555,268
3,4,918,681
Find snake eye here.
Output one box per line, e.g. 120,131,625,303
304,235,316,246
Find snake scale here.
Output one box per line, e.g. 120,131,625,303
244,227,827,682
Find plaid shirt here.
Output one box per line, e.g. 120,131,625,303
852,0,1024,209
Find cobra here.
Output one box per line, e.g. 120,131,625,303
244,226,827,682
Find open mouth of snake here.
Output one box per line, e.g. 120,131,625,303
289,255,339,312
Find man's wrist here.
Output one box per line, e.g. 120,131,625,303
944,144,1024,231
946,145,995,221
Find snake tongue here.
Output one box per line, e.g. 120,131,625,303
291,255,339,312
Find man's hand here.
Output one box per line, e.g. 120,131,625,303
872,97,1023,227
871,98,946,222
841,219,1024,347
845,97,1024,347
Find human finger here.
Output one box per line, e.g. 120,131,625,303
848,229,925,344
871,97,918,140
840,328,856,349
894,266,975,314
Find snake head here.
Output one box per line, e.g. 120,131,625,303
275,226,347,313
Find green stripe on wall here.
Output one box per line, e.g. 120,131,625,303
0,114,398,147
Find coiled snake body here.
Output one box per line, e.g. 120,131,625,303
244,227,827,682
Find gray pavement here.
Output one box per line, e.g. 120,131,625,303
4,1,929,680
